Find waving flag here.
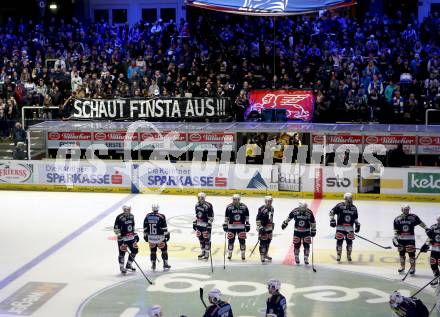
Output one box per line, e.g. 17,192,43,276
187,0,354,15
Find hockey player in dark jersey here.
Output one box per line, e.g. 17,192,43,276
203,288,233,317
113,205,139,274
282,201,316,265
193,192,214,261
143,204,171,271
256,196,275,264
393,204,428,274
266,279,287,317
389,291,429,317
223,194,250,261
420,216,440,285
329,192,360,262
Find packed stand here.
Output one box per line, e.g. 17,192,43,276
1,10,440,136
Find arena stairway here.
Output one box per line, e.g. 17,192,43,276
0,139,33,160
0,140,16,159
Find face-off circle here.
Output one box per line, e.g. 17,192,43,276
77,264,435,317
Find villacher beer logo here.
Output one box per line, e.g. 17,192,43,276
48,132,60,140
419,137,433,145
312,134,362,144
48,132,92,140
188,133,202,142
365,136,379,144
365,136,416,145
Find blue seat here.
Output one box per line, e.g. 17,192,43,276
275,109,287,122
262,109,275,122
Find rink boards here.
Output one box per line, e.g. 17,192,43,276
0,160,439,202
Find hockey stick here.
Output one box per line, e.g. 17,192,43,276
199,287,208,309
311,237,317,273
429,283,440,315
249,239,260,258
429,303,437,316
354,234,392,249
127,251,154,285
209,246,214,274
411,276,440,298
223,232,226,270
402,250,422,282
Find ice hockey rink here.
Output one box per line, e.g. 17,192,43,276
0,190,439,317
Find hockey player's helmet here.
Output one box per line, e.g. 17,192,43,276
122,205,131,213
208,288,222,302
401,204,410,214
198,192,206,201
344,192,353,203
267,278,281,291
148,305,162,317
389,291,403,308
152,204,160,212
298,201,308,210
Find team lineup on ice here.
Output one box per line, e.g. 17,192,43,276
1,190,440,317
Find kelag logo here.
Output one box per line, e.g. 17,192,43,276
408,172,440,193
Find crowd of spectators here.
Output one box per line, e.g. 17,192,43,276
1,9,440,138
245,132,302,164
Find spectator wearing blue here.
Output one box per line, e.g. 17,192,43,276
402,24,418,48
365,35,379,54
127,60,140,80
392,90,405,122
364,60,379,80
368,75,383,96
410,54,422,78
